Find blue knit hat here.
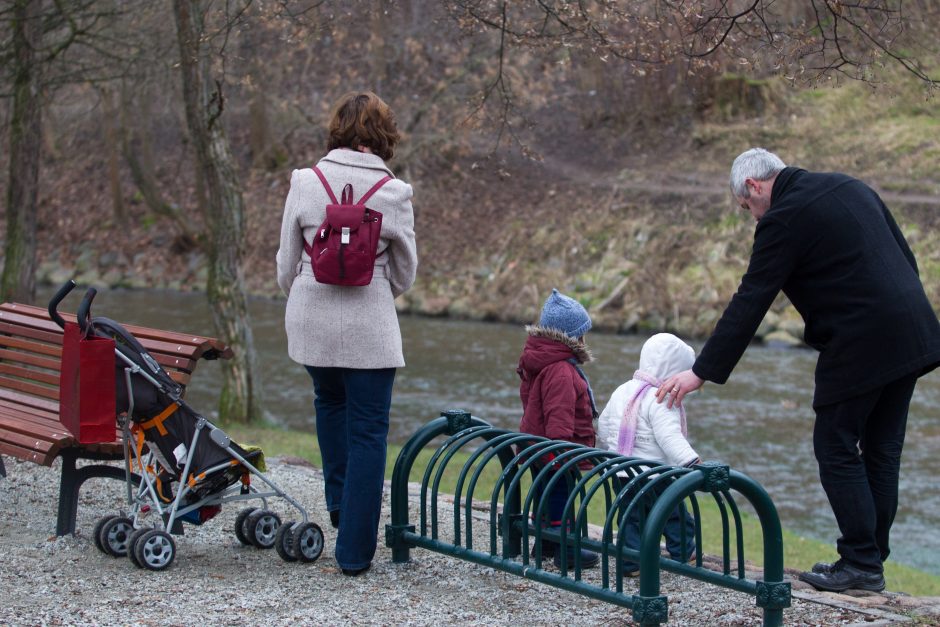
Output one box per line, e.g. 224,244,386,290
539,289,592,339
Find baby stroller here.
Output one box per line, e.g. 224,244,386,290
49,280,323,571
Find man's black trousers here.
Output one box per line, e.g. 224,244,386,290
812,372,919,573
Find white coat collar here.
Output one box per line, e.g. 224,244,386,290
320,148,394,177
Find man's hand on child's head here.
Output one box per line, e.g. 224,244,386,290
656,370,705,409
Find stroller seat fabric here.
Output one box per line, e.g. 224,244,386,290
91,316,262,499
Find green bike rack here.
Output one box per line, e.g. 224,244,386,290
386,410,790,626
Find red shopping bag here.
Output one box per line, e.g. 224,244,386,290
59,322,117,444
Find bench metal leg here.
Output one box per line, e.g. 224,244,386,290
0,454,6,478
56,451,131,536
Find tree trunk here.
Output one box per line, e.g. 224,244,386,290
100,86,126,226
173,0,259,424
1,0,43,304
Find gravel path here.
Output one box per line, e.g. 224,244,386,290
0,456,932,626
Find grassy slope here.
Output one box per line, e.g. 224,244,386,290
402,74,940,337
228,422,940,597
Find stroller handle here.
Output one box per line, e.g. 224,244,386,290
47,280,76,329
76,287,97,334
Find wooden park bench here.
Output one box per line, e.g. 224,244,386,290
0,300,232,535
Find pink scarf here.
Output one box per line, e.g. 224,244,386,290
617,370,687,456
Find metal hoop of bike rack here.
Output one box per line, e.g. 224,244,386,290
386,410,791,626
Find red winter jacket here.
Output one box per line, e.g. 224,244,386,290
517,326,596,448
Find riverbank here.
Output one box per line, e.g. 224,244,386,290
2,456,939,626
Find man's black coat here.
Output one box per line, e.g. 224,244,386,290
694,167,940,407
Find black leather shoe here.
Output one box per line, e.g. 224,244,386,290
798,563,885,592
329,510,340,529
811,559,843,574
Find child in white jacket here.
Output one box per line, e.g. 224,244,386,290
596,333,701,575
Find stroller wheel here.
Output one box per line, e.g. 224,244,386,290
246,509,282,549
100,517,135,557
291,522,324,563
275,521,298,562
134,529,176,571
127,527,151,568
92,515,117,554
234,507,256,546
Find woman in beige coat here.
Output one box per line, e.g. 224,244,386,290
276,92,417,576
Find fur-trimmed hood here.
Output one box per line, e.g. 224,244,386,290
521,325,594,369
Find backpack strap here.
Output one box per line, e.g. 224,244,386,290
313,166,392,206
312,166,338,204
357,176,393,205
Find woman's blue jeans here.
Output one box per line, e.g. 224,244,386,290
305,366,396,570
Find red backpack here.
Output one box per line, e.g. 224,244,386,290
304,166,392,286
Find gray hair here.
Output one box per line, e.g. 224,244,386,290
729,148,786,197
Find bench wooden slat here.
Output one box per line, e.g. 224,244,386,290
0,416,120,445
0,319,62,345
114,346,198,376
0,427,58,454
0,334,61,357
0,370,188,411
0,347,62,371
168,371,190,386
0,441,53,465
0,311,201,365
122,336,211,362
0,405,58,428
0,374,59,400
1,319,199,377
0,389,60,416
0,303,233,360
0,405,123,458
0,362,59,386
0,410,75,441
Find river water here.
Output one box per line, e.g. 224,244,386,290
45,287,940,576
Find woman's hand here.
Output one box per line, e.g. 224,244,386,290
655,370,705,409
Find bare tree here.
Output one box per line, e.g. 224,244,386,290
1,0,43,303
444,0,939,141
0,0,149,302
173,0,259,423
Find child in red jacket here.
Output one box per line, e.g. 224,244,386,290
517,289,599,568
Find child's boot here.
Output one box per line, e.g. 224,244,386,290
530,538,556,559
553,545,600,569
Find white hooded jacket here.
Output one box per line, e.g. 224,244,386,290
596,333,699,467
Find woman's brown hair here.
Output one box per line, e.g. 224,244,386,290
327,91,401,161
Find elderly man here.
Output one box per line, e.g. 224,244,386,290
657,148,940,592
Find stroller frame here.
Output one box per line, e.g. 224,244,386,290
118,355,308,530
50,280,323,571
